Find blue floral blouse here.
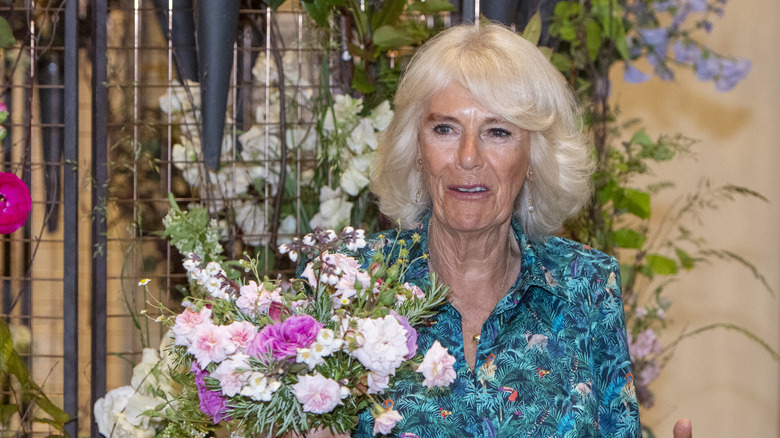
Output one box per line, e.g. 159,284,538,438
350,217,641,437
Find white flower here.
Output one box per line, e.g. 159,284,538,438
370,100,393,131
204,262,224,278
296,347,325,370
366,371,391,394
240,372,282,402
239,125,281,161
340,154,373,196
235,202,268,246
130,348,160,393
346,118,377,154
277,215,298,245
94,386,157,438
158,79,200,114
316,328,344,354
351,316,409,376
309,186,353,230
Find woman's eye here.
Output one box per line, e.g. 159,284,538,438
433,124,453,135
488,128,511,138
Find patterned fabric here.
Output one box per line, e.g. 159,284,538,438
350,217,641,437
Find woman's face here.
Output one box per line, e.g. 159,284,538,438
419,82,531,233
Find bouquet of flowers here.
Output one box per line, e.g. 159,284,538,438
153,226,453,437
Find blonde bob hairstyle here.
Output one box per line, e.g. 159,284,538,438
370,22,594,241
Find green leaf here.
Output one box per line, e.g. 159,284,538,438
646,254,678,275
302,0,330,27
0,404,17,424
265,0,286,10
351,64,376,94
522,11,543,46
372,25,417,50
630,128,654,148
585,19,602,61
675,247,695,270
0,17,14,50
612,227,645,249
407,0,454,13
372,0,407,29
619,188,651,219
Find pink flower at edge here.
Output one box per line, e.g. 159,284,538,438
246,314,323,360
0,172,32,234
172,306,212,347
291,373,343,414
417,340,456,389
373,408,403,435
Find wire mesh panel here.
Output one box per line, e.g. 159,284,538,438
0,0,80,436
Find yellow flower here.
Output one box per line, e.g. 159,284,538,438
138,278,151,286
412,233,421,243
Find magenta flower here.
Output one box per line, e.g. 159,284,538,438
191,363,231,423
246,314,323,360
0,172,32,234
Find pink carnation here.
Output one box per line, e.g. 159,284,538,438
246,314,322,360
0,172,32,234
373,408,403,435
172,306,212,347
188,322,233,367
226,320,258,352
210,353,251,396
236,281,283,317
417,341,456,389
291,373,343,414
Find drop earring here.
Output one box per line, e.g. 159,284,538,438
415,159,423,203
526,170,534,212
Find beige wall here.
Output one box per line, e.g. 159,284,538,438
609,0,780,436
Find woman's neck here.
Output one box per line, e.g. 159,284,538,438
427,216,516,305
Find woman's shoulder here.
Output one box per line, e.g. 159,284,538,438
531,234,618,270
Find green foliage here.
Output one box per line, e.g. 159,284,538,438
160,194,224,262
0,320,70,436
0,17,14,50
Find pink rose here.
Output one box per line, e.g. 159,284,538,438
173,307,212,346
188,322,232,367
246,314,323,360
0,172,32,234
226,321,258,352
291,373,343,414
373,408,403,435
417,341,456,389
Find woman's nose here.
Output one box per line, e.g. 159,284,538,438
457,132,481,170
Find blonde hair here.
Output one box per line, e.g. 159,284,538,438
371,22,594,240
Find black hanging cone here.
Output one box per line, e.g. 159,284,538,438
153,0,199,82
196,0,240,170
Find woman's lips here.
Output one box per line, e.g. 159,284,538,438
448,185,490,197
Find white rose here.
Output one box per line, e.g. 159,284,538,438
94,386,133,437
130,348,160,393
351,316,409,376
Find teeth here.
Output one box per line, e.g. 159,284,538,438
456,187,486,193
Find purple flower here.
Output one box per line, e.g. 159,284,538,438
0,173,33,234
683,0,708,12
628,329,662,359
714,58,751,92
695,56,720,80
391,312,418,359
638,27,670,55
652,0,675,12
247,314,323,360
623,63,651,84
191,363,230,423
673,40,702,64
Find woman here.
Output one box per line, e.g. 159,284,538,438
349,22,640,437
